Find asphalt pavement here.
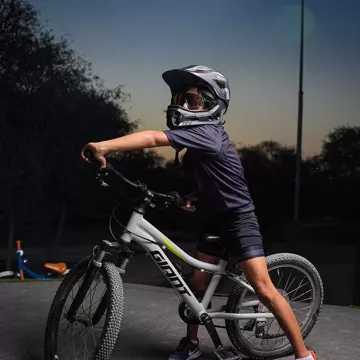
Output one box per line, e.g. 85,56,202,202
0,281,359,360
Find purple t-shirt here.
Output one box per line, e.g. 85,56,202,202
163,124,255,216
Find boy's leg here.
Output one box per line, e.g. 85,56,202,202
168,249,220,360
227,210,315,359
187,250,218,341
239,256,313,359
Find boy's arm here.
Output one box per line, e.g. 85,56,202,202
81,130,170,167
97,130,169,152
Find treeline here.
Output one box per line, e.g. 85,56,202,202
1,0,359,260
136,128,360,236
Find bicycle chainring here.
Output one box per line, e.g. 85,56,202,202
178,292,212,325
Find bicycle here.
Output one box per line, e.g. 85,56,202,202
0,240,70,280
44,153,324,360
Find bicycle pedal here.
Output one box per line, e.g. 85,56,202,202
214,346,242,360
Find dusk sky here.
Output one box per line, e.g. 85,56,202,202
30,0,359,160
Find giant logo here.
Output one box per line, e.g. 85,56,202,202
149,250,191,296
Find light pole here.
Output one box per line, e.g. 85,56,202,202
294,0,305,222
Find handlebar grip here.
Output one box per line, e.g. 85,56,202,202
169,192,184,207
84,148,185,207
151,191,185,208
83,147,142,192
84,149,99,164
175,194,186,207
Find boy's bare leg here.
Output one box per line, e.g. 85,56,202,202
240,256,311,359
186,251,218,341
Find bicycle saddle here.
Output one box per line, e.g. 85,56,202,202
44,262,67,274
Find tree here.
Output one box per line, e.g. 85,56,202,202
0,0,162,265
321,125,360,179
304,125,360,219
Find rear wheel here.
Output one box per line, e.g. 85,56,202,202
0,270,14,279
44,256,124,360
225,253,323,360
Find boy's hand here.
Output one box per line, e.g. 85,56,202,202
181,194,198,212
81,142,107,168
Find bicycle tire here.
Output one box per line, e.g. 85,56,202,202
44,255,124,360
0,271,14,279
225,253,323,360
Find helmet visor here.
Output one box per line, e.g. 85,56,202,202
171,92,210,110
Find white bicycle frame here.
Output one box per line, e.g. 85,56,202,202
119,210,275,321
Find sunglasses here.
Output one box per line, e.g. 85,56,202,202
171,92,211,109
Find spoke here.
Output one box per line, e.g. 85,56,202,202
290,290,312,303
71,327,77,359
59,321,72,338
263,319,275,347
81,289,106,315
285,278,295,296
81,326,94,359
80,279,102,308
88,282,95,318
57,298,106,355
287,277,308,298
292,308,308,316
67,284,87,318
246,332,256,341
292,296,312,303
291,296,312,304
65,285,105,324
58,322,90,351
68,275,103,315
74,320,88,359
283,268,293,293
276,269,284,289
284,275,297,296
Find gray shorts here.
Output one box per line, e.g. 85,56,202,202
196,210,265,262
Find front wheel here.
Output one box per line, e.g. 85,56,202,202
225,253,323,360
44,256,124,360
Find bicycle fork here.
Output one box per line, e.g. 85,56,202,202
66,240,130,325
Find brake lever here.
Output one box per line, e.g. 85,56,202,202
95,168,110,187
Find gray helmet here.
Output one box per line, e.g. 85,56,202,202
162,65,231,129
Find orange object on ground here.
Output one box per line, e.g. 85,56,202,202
16,240,24,280
43,262,68,274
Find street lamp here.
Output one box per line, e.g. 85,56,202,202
294,0,305,222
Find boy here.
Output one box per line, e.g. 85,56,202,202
82,65,316,360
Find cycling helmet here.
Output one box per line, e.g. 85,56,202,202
162,65,231,129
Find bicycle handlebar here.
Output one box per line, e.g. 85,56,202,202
83,149,185,208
